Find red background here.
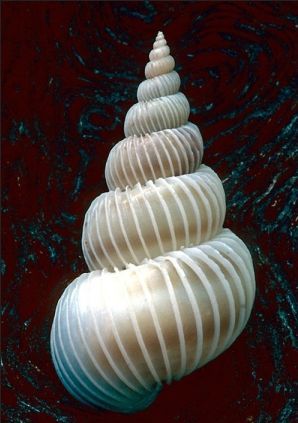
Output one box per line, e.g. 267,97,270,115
2,2,297,422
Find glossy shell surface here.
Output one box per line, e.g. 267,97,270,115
51,31,256,413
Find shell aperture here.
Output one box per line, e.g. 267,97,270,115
51,31,256,413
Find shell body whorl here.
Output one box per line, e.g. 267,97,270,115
51,31,256,414
51,230,255,413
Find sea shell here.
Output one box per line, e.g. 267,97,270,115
51,31,256,413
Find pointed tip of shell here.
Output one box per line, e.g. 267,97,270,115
155,31,166,45
152,31,168,49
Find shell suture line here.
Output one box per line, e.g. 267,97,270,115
51,30,256,414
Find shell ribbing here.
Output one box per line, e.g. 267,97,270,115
137,71,181,102
82,165,225,271
105,122,203,190
51,30,255,414
124,93,190,137
51,229,255,413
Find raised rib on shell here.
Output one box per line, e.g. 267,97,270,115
51,31,255,414
105,122,203,190
83,165,225,271
51,229,255,413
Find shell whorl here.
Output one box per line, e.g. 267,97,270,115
51,230,255,413
105,122,203,190
107,31,202,189
124,92,190,137
137,32,181,102
145,31,175,79
83,165,226,271
51,31,255,414
137,71,181,102
124,32,190,138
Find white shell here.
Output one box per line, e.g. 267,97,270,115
51,229,255,413
137,71,181,101
51,31,256,414
105,122,203,190
83,165,225,271
124,93,190,137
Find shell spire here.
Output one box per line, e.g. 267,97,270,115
124,32,189,138
106,32,203,190
145,31,175,80
50,32,256,414
137,32,181,101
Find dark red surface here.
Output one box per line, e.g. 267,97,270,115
2,2,297,422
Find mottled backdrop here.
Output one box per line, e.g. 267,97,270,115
2,1,297,422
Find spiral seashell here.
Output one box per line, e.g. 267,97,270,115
51,31,256,413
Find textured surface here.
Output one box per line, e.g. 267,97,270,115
82,165,226,271
51,229,255,413
2,1,298,422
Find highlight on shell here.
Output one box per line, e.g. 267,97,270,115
50,31,256,414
